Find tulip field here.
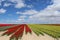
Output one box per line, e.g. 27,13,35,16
0,24,60,40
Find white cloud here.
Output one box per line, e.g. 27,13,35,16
16,0,60,24
0,8,6,14
15,2,26,8
19,16,27,19
16,15,27,23
16,10,38,15
27,5,33,8
16,12,21,14
0,0,5,6
0,0,59,23
9,0,26,8
28,0,60,23
4,3,12,7
16,9,38,23
0,0,26,8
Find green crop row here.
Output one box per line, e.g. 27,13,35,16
28,24,60,40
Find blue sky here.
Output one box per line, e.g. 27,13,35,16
0,0,60,24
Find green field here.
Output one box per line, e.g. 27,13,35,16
28,24,60,40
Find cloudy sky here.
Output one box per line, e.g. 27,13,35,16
0,0,60,24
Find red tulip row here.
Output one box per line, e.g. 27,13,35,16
1,24,32,40
0,24,14,27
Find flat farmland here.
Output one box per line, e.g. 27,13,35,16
0,24,60,40
29,24,60,40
